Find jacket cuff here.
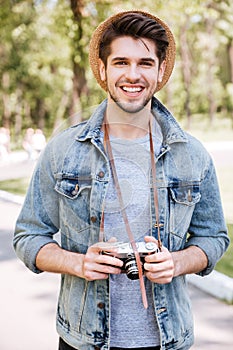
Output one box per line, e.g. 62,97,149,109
24,238,59,273
185,238,223,276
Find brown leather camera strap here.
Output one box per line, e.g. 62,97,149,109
148,120,162,251
100,118,162,309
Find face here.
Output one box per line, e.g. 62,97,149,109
99,36,166,113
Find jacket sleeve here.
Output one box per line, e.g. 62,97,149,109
13,141,60,273
185,156,230,276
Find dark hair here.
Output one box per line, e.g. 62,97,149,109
99,13,169,67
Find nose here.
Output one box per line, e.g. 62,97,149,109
124,64,141,82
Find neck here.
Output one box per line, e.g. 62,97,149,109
104,99,153,139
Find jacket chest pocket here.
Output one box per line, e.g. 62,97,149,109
54,173,92,251
168,183,201,250
55,173,92,198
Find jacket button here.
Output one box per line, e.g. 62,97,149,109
154,222,164,228
97,302,105,309
157,307,167,314
71,184,79,196
98,171,105,178
90,216,97,223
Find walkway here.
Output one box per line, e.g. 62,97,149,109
0,150,233,349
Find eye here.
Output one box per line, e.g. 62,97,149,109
140,61,154,67
114,60,127,66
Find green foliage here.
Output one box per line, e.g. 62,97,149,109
0,0,233,138
0,177,30,195
215,224,233,278
0,168,232,278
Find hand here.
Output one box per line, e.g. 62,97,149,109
143,236,174,284
81,238,123,281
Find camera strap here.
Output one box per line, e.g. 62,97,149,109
100,118,162,309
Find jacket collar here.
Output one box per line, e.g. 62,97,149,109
151,97,188,145
76,97,187,145
76,99,107,142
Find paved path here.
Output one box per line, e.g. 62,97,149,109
0,200,59,350
1,199,233,349
190,284,233,349
0,151,35,181
0,148,233,349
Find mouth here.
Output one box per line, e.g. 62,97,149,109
122,86,143,93
119,84,145,96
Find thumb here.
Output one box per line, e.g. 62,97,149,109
108,237,118,243
144,235,158,244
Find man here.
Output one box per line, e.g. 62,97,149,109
13,10,229,350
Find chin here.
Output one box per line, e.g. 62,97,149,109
116,101,147,114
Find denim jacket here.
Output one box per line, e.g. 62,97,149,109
14,97,229,350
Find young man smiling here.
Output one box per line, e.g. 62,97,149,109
99,36,166,115
14,10,229,350
98,36,166,141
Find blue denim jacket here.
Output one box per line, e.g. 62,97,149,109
14,97,229,350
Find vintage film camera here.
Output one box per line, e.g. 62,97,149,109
102,241,158,280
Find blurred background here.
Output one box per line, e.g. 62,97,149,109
0,1,233,349
0,0,232,275
0,0,233,140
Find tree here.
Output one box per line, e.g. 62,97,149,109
1,0,233,144
0,0,36,133
69,0,87,123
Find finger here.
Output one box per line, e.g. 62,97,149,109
88,241,118,255
144,258,173,272
85,261,122,275
144,244,169,263
144,257,174,285
85,248,122,267
83,270,109,281
144,235,158,244
145,251,165,263
96,254,124,268
144,261,174,283
108,237,118,243
145,271,174,284
83,261,122,281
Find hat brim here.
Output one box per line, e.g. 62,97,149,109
89,10,176,92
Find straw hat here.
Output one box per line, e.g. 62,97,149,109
89,10,176,92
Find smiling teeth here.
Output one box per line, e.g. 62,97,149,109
122,87,142,92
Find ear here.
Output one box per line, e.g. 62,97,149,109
158,60,166,83
99,59,106,82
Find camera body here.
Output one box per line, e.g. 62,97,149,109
102,241,158,280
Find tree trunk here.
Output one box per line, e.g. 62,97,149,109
228,40,233,128
14,88,23,144
205,16,216,126
179,20,192,129
35,98,46,130
228,40,233,83
53,92,70,134
69,0,88,125
2,72,11,129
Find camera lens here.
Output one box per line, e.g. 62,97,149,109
124,254,141,280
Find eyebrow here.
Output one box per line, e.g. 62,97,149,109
140,58,156,64
111,57,156,64
111,57,128,62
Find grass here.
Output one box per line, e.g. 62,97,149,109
215,224,233,278
215,165,233,225
0,177,232,278
182,115,233,224
0,177,30,195
1,116,232,278
180,113,233,142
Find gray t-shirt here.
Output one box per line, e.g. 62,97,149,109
102,122,162,348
